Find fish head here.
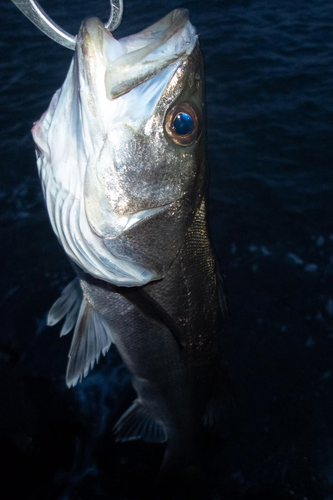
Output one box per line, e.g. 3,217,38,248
32,9,206,286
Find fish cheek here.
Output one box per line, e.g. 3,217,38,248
100,128,186,213
103,198,194,278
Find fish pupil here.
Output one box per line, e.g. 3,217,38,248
173,112,194,136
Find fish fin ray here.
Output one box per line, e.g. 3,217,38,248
66,298,114,388
47,278,82,333
60,297,81,336
113,400,168,443
216,262,229,326
203,363,235,427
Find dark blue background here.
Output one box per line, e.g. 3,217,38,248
1,0,333,498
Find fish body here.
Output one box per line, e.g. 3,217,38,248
31,9,226,472
75,197,222,471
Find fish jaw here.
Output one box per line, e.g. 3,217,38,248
76,10,197,99
104,9,197,99
32,11,205,286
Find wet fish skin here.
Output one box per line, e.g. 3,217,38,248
76,198,222,473
30,9,227,473
32,11,204,287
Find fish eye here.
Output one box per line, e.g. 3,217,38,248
173,113,194,136
164,103,201,146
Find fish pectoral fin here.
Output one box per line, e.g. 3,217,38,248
113,399,168,444
47,278,82,336
66,297,114,388
119,288,183,349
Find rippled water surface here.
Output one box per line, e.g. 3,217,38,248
1,1,333,498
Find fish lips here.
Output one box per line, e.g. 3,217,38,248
79,9,197,99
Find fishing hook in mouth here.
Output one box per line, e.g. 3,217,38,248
10,0,124,50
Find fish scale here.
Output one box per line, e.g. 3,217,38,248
76,197,222,472
12,5,227,475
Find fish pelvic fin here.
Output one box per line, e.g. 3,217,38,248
113,399,168,444
47,279,114,387
47,278,82,336
66,297,114,388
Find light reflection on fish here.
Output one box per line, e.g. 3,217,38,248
31,9,228,474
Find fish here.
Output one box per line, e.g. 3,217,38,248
30,8,228,475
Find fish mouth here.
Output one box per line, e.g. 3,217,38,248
82,9,197,99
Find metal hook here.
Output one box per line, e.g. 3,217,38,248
11,0,124,50
105,0,124,32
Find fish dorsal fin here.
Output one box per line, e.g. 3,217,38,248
113,400,168,443
66,297,114,388
47,278,82,336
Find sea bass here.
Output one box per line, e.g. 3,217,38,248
29,8,227,473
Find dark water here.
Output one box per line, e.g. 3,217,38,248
1,0,333,498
